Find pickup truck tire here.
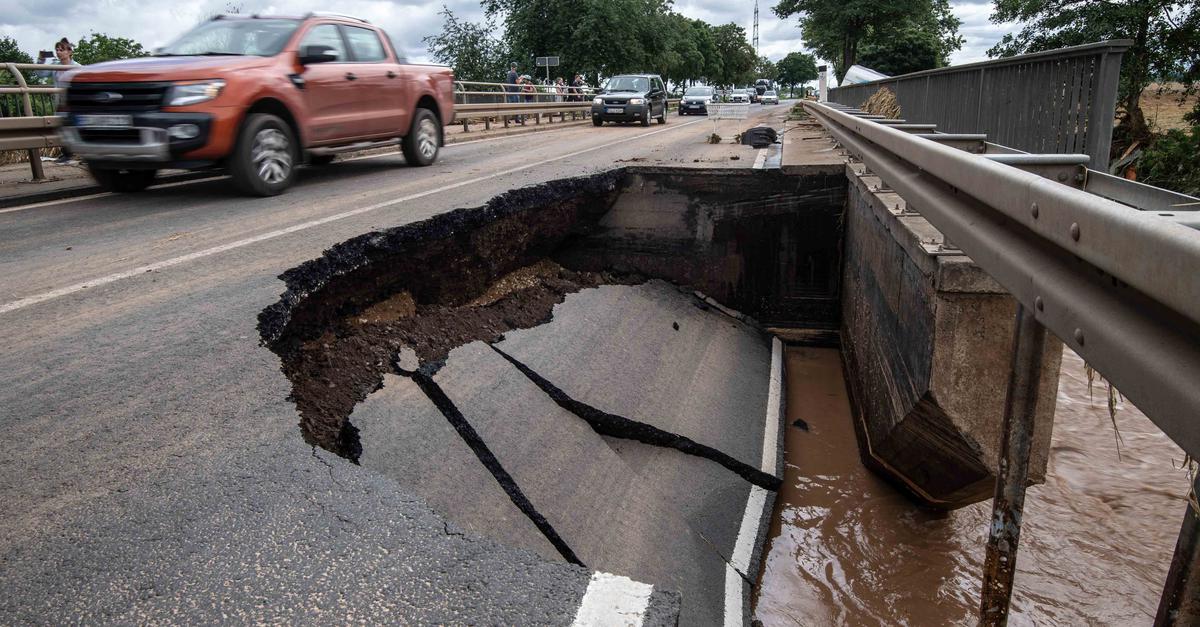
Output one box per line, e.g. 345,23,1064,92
230,113,297,196
401,108,440,167
88,167,156,193
592,118,603,127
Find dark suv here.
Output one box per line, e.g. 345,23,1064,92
591,74,668,126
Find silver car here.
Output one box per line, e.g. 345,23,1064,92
761,90,779,105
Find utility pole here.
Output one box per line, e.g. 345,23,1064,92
753,0,760,58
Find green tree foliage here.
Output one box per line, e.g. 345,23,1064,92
1138,122,1200,195
710,23,757,86
73,33,147,66
755,56,779,82
423,7,510,81
988,0,1199,141
0,36,37,84
772,0,935,82
858,0,963,75
776,51,819,94
480,0,755,88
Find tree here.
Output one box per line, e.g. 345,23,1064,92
710,23,756,87
988,0,1199,143
0,36,37,85
777,51,819,95
755,56,779,82
423,7,510,81
858,0,962,75
73,33,147,66
773,0,932,82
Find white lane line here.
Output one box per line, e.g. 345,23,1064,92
572,571,653,627
0,118,704,316
724,337,784,627
1,124,588,213
0,175,228,215
752,148,768,169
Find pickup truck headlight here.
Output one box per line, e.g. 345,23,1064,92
592,96,604,105
166,80,226,106
628,98,645,105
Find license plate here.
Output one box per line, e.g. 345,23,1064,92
687,104,701,108
606,107,624,114
77,114,133,128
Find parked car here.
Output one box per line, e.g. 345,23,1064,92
761,90,779,105
591,74,668,126
679,86,715,115
57,13,454,196
728,90,750,104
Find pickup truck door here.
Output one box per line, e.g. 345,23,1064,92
340,24,408,138
296,23,368,144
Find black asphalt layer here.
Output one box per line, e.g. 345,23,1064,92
0,104,794,624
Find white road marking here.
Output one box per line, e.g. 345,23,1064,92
724,337,784,627
752,148,768,169
0,174,228,216
572,571,653,627
1,122,590,213
0,119,704,316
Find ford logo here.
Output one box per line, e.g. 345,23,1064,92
93,92,123,103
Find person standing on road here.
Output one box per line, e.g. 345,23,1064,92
505,62,524,125
554,77,566,102
37,38,79,163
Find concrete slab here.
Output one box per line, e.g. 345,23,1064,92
350,374,562,562
498,280,774,473
432,341,737,625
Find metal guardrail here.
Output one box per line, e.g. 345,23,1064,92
1,63,70,180
828,40,1131,169
804,99,1200,626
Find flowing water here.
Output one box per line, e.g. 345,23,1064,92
753,346,1192,626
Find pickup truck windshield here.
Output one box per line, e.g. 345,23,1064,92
606,77,649,93
160,19,299,56
684,87,712,96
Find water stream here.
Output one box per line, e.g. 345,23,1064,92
754,346,1191,625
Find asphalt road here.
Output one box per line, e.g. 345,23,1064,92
0,103,793,624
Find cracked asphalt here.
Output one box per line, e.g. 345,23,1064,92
0,104,794,624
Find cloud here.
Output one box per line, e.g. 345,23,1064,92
4,0,1019,70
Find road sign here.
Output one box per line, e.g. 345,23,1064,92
535,56,560,67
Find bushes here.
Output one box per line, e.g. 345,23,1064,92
1138,126,1200,197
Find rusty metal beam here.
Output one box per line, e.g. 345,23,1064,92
979,305,1046,625
1156,477,1200,625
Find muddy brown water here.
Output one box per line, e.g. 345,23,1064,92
754,346,1192,625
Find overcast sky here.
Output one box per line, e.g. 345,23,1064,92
5,0,1019,72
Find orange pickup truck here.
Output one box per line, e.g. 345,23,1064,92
58,13,454,196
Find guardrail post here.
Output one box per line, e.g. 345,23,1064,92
1155,476,1200,625
8,62,46,181
979,304,1047,625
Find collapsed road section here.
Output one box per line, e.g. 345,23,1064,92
258,167,844,624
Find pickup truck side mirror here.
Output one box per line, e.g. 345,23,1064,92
300,45,338,65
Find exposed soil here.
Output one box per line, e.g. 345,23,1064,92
283,261,639,461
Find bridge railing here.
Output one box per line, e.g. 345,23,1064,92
0,63,69,180
828,40,1131,169
804,99,1200,626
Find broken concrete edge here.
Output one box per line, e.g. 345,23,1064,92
644,588,684,627
572,571,682,627
255,168,626,347
744,337,786,624
844,162,1006,294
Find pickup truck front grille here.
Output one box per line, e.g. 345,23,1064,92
602,98,629,105
67,82,171,112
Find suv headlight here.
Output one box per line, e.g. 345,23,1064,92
166,80,226,106
628,98,644,105
593,96,604,105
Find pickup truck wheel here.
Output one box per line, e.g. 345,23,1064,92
592,118,603,127
308,154,335,166
88,166,156,193
401,108,440,167
230,113,296,196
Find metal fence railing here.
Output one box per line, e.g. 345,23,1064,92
805,98,1200,626
828,40,1131,169
0,63,70,180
